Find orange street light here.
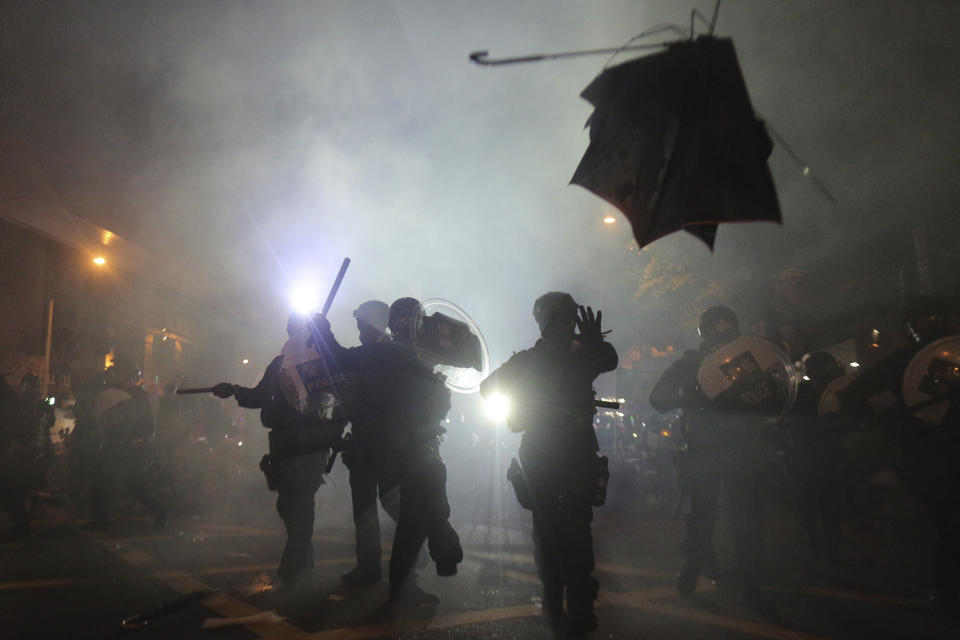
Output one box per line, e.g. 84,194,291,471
92,256,107,266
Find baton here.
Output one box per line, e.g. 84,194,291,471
176,387,215,395
320,257,350,319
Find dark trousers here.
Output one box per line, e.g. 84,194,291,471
521,448,597,617
271,450,328,586
682,467,764,596
389,444,460,593
348,450,400,574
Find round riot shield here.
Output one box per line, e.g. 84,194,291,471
697,336,799,414
817,374,857,417
902,335,960,425
94,387,139,442
399,298,490,394
277,327,343,418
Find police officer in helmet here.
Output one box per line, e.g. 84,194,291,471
482,292,618,635
340,300,402,586
650,305,774,614
213,312,344,589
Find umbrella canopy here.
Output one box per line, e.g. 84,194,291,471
571,36,781,249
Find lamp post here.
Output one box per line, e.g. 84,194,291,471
41,255,107,396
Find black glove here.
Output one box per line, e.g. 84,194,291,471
575,305,604,344
305,314,336,349
212,383,235,399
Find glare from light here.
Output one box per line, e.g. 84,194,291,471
242,358,249,365
802,375,810,381
849,362,860,368
632,432,638,438
238,441,243,447
290,283,319,314
92,256,106,266
602,215,616,224
484,392,511,421
47,397,56,406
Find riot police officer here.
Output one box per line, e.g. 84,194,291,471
481,292,618,635
340,300,402,587
650,306,773,613
85,360,168,530
213,313,346,589
315,300,462,604
840,296,960,611
786,352,850,563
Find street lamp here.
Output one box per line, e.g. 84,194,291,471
92,256,106,266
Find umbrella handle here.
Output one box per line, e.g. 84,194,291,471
469,41,669,66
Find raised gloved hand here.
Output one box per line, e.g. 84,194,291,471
212,382,236,399
305,314,337,350
575,305,604,344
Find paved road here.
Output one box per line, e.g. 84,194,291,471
3,462,959,639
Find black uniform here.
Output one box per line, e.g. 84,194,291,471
339,344,403,583
649,346,770,606
325,336,462,598
481,333,617,625
0,377,42,538
231,355,345,587
784,379,847,562
840,343,960,608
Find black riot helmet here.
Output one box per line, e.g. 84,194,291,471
904,295,950,345
286,312,308,337
532,291,578,336
388,297,422,345
697,305,740,348
802,351,845,386
354,300,390,345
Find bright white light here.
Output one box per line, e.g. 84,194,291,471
603,215,616,224
849,362,860,368
802,375,811,381
484,393,511,421
238,441,243,447
290,283,319,314
47,397,56,406
242,358,249,365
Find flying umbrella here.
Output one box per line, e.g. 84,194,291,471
570,36,781,249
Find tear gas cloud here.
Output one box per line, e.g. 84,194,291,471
1,0,958,368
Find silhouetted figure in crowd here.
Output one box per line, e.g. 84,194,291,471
340,300,402,587
84,360,168,530
321,297,462,604
650,306,774,614
840,296,960,612
786,352,850,563
214,313,345,588
0,374,48,539
481,292,617,635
